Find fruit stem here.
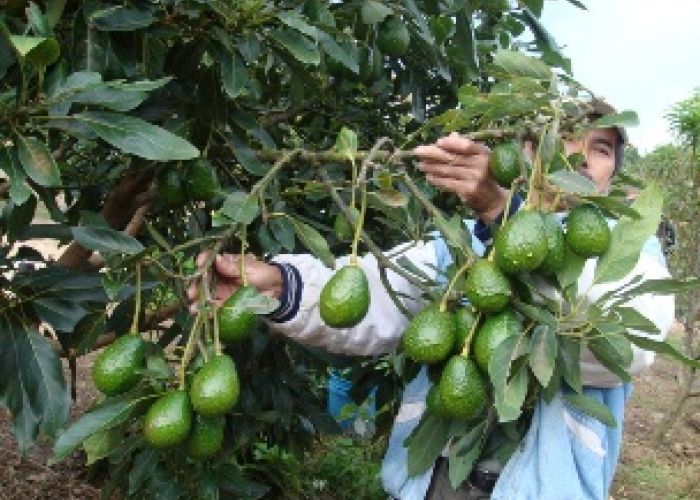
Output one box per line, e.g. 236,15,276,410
439,261,473,312
350,158,357,210
179,311,203,389
129,263,142,334
349,174,367,265
460,312,482,357
240,224,248,286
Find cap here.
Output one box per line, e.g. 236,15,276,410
589,98,628,145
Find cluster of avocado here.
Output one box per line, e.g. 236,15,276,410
158,158,221,207
400,157,612,420
91,286,258,459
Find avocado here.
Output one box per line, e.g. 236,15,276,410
187,414,224,459
190,355,240,416
218,285,258,342
159,169,187,207
402,306,455,364
143,390,193,448
426,384,450,419
494,210,548,274
454,306,478,353
473,309,521,373
565,204,611,257
438,356,487,420
377,18,410,57
333,207,359,242
490,142,524,188
464,259,512,314
91,334,145,396
538,213,566,273
186,158,220,201
319,264,370,328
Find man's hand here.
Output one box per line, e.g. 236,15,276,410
414,132,508,223
187,253,284,310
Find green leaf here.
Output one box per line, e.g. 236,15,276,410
564,394,617,427
492,49,552,80
0,319,70,453
592,110,639,129
335,127,358,162
269,216,296,251
612,307,660,334
89,7,156,31
9,36,60,66
52,395,147,463
512,300,556,327
594,183,663,284
556,246,586,291
406,413,452,476
623,333,700,369
432,213,471,257
129,448,159,495
221,52,249,99
71,226,145,255
0,147,32,205
83,426,121,465
290,217,335,268
448,421,486,489
71,310,107,355
227,134,268,176
16,135,61,187
582,195,641,219
68,87,148,112
495,364,528,423
558,337,582,393
236,289,280,315
318,32,358,74
615,277,700,300
34,297,87,332
529,325,557,386
547,170,597,195
361,0,393,24
220,191,260,225
268,29,320,65
587,333,632,383
74,111,199,161
520,7,571,73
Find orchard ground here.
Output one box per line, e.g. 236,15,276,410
1,237,698,499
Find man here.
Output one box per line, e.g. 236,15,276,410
189,104,674,499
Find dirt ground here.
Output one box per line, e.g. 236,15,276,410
1,337,698,500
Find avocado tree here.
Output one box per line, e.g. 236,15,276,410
1,0,698,498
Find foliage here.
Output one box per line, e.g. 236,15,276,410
1,0,698,497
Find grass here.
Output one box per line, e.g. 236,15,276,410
614,454,699,500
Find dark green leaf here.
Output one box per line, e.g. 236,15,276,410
592,111,639,129
582,195,641,219
556,246,586,291
74,112,199,161
71,310,107,355
529,325,557,386
558,337,582,393
492,49,551,80
594,183,663,284
452,13,479,76
319,32,358,74
587,333,632,383
34,297,87,332
221,52,249,99
9,36,60,66
406,413,452,476
89,7,155,31
221,191,260,225
564,0,587,8
519,8,571,73
290,217,335,268
16,135,61,187
51,394,147,463
433,213,471,257
564,394,617,427
129,448,159,495
71,226,145,254
361,1,393,24
547,170,596,195
520,0,544,16
616,277,700,300
269,216,295,251
83,426,121,465
512,300,556,327
448,421,486,489
268,29,320,65
228,135,268,176
0,320,70,453
0,148,32,205
612,307,660,334
623,333,700,369
5,196,37,243
68,87,148,112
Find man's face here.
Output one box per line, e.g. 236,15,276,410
564,127,619,192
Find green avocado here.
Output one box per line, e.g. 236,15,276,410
464,259,512,314
158,169,187,207
490,142,524,188
426,384,450,419
377,18,410,57
217,285,258,343
319,265,370,328
438,356,487,420
333,207,359,242
187,414,225,459
454,306,478,353
143,390,193,448
538,213,566,274
494,210,548,274
186,158,221,201
473,309,521,373
91,334,145,396
190,355,240,416
565,204,611,257
402,306,455,364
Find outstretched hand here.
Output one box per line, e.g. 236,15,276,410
187,253,283,311
414,132,508,223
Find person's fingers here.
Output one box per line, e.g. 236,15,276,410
413,144,457,164
418,161,480,181
196,251,212,268
213,254,241,278
436,134,490,156
425,174,469,195
186,281,198,302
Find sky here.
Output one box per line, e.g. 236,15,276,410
540,0,700,153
